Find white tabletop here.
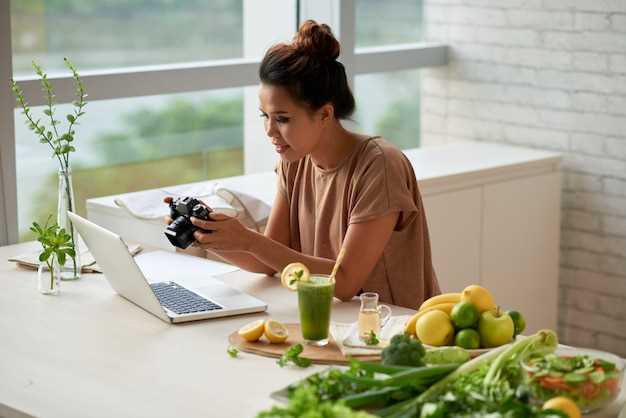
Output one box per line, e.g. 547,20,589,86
1,241,623,418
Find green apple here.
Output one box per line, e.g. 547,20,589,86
478,308,514,348
506,310,526,336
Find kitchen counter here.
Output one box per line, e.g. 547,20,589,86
0,241,623,418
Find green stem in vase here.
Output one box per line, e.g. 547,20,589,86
47,259,54,290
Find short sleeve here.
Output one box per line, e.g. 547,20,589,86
275,160,289,203
349,152,419,231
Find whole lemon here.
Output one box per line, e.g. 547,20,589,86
416,310,454,346
460,284,496,313
542,397,581,418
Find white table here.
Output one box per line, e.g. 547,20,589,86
1,241,623,418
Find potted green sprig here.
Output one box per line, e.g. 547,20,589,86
30,217,76,295
11,58,87,280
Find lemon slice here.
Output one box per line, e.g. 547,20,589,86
264,319,289,343
238,319,265,342
280,262,310,291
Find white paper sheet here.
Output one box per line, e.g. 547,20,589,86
134,250,239,283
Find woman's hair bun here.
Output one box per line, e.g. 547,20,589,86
293,20,340,61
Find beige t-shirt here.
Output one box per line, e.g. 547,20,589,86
276,136,440,309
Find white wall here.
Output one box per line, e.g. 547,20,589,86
421,0,626,356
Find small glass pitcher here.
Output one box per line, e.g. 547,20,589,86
358,292,392,341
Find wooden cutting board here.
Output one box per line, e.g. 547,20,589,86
227,323,381,365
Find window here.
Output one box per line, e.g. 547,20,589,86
11,1,244,76
355,0,422,48
15,89,244,240
0,0,446,244
354,69,421,149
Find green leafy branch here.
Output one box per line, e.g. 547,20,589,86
30,216,76,289
10,58,87,172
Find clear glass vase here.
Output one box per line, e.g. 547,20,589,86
38,255,61,295
57,168,81,281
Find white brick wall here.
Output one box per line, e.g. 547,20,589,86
422,1,626,356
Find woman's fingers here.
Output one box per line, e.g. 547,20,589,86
191,216,221,231
194,230,216,244
163,216,173,225
208,212,231,221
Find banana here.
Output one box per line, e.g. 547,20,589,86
418,293,461,312
404,302,456,336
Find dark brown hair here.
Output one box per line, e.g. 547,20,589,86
259,20,355,120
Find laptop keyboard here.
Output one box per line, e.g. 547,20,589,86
150,282,223,315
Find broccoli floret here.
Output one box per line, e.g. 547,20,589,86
381,334,426,367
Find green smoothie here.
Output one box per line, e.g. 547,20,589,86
297,275,334,345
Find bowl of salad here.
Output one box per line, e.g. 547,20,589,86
521,346,624,413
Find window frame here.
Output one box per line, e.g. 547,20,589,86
0,0,447,245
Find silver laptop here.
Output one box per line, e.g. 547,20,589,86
67,212,267,323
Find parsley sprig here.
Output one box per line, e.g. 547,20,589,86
30,216,76,289
364,330,380,346
227,345,239,358
277,344,312,368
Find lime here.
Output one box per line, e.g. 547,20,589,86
455,328,480,349
450,301,480,329
507,310,526,336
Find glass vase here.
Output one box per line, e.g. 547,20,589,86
57,168,81,281
37,255,61,295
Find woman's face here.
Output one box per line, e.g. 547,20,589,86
258,83,326,162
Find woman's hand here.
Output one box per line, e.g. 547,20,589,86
191,213,255,252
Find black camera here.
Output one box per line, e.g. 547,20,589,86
164,197,212,249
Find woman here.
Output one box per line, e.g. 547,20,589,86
169,20,440,309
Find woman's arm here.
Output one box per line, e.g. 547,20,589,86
193,210,399,301
183,189,293,276
248,212,399,301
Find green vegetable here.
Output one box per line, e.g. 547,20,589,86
277,344,312,368
404,330,560,418
424,347,470,365
282,360,457,413
381,334,426,367
227,345,239,358
382,365,459,389
354,361,414,375
256,385,377,418
365,330,380,346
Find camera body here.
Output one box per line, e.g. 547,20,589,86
164,196,212,249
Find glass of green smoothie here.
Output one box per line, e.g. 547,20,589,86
297,274,335,346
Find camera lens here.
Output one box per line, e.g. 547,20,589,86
164,216,196,249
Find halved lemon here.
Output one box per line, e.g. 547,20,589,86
264,319,289,343
280,262,310,291
238,319,265,342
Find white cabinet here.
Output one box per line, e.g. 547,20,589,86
422,188,482,294
87,142,561,333
481,172,561,334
